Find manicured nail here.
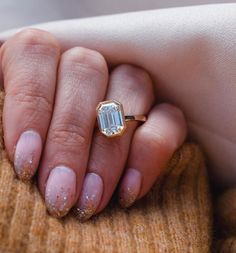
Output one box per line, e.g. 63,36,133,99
14,130,42,181
45,166,76,218
119,168,142,208
74,173,103,221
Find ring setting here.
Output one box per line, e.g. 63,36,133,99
96,100,146,138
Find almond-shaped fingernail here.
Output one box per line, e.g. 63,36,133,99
74,173,103,221
119,168,142,208
14,130,42,181
45,166,76,218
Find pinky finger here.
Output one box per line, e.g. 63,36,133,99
118,103,187,208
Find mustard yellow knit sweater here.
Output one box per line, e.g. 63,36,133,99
0,91,234,253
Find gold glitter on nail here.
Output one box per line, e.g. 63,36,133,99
119,187,137,208
72,206,96,222
72,196,97,222
46,202,70,218
16,160,34,181
45,188,73,218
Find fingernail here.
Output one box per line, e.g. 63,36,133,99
74,173,103,221
14,130,42,181
119,168,142,208
45,166,76,218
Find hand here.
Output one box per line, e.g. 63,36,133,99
0,4,233,186
0,29,186,220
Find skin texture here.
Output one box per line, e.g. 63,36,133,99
0,29,187,219
1,29,60,164
1,4,234,186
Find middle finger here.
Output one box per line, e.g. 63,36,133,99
38,47,108,217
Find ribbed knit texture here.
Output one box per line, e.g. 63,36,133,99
215,188,236,253
0,92,213,253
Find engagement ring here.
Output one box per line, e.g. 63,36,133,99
96,100,146,137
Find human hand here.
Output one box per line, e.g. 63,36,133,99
0,29,186,220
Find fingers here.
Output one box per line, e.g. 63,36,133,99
38,47,108,217
118,104,187,207
1,29,60,180
74,65,154,220
1,27,187,221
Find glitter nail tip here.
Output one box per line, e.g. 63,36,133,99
45,166,76,218
119,168,142,208
14,130,42,180
75,173,103,221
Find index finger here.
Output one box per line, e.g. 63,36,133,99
1,28,60,180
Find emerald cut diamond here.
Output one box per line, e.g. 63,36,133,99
96,100,126,137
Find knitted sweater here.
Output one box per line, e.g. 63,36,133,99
0,90,234,253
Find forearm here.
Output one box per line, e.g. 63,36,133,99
1,3,236,184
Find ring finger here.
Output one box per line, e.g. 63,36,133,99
74,65,154,221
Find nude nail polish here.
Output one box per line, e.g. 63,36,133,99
74,173,103,221
45,166,76,218
14,130,42,181
119,168,142,208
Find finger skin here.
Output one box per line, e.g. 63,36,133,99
0,51,3,90
74,65,154,220
38,47,108,217
1,28,60,180
119,103,187,207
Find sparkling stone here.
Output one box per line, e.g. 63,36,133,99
96,100,126,137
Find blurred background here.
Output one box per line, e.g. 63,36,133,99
0,0,234,31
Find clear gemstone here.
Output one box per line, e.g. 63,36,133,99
97,101,126,137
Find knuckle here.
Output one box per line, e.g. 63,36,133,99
11,28,60,57
150,128,178,153
157,103,186,121
49,120,88,151
17,28,59,47
153,103,187,136
144,104,187,154
112,64,152,88
7,88,52,115
111,64,154,101
158,133,178,152
61,47,108,77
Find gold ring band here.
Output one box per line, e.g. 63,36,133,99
125,115,147,123
96,100,146,138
